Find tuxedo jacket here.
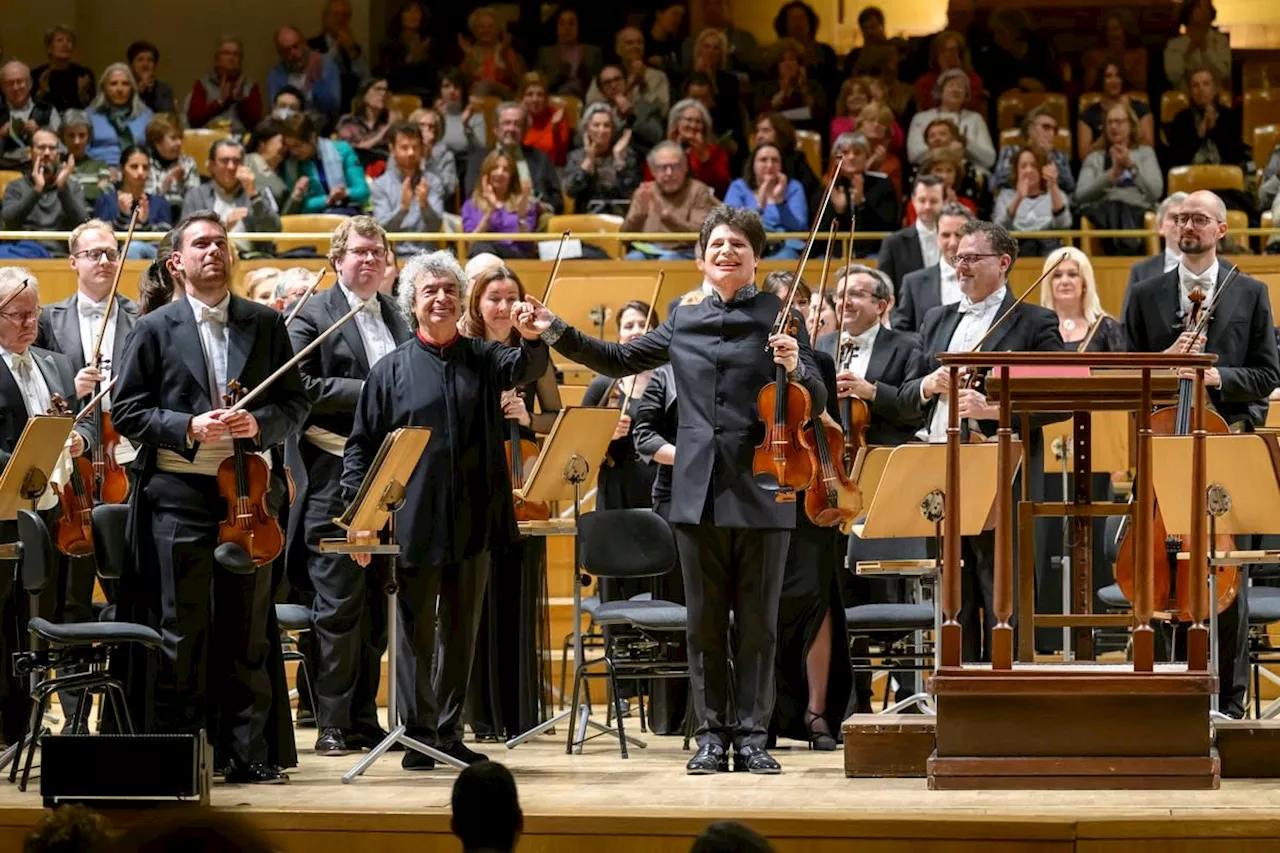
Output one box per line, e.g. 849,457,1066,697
1127,254,1167,289
877,226,925,293
288,284,412,439
1123,266,1280,427
0,346,94,469
892,265,942,334
900,293,1064,436
817,325,923,447
36,293,139,395
112,295,311,482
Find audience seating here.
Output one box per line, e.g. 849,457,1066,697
549,95,583,138
546,213,624,259
1245,90,1280,151
277,214,350,255
388,93,422,117
1256,125,1280,169
1077,91,1150,116
1244,60,1280,91
997,127,1072,155
1265,211,1275,230
1080,213,1159,257
183,128,232,176
0,170,22,197
1167,164,1245,195
996,91,1068,132
1160,90,1190,126
1142,210,1160,256
795,129,823,176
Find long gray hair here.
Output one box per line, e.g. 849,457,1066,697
396,250,468,329
89,62,147,119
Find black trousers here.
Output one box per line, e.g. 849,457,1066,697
145,472,274,766
300,445,387,731
397,552,489,745
673,508,789,751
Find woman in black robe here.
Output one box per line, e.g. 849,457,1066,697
462,265,561,741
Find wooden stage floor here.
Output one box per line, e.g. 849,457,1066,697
2,723,1280,852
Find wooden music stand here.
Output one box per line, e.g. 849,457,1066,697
0,416,75,522
544,277,663,358
1041,411,1131,475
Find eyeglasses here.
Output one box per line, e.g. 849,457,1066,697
213,156,243,166
345,248,387,260
0,310,40,325
652,162,683,173
73,248,119,263
950,253,1000,268
1172,213,1220,228
599,75,624,86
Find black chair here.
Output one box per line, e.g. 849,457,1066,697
274,602,316,712
10,506,162,791
564,509,685,758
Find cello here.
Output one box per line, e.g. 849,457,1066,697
47,395,95,557
216,380,285,567
1113,278,1241,621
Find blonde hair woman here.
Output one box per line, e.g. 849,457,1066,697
1039,246,1124,351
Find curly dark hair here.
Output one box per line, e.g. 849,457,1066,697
697,206,766,258
773,1,818,38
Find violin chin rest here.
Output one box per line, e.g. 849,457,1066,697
214,543,257,575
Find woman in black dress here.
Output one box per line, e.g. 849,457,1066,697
461,265,562,740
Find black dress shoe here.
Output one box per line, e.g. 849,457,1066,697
685,743,729,775
401,748,436,771
315,727,355,756
295,708,317,729
224,761,289,785
733,745,782,775
438,740,488,765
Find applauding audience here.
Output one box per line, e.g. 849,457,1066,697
372,121,444,255
183,137,282,255
1075,101,1163,255
585,27,670,114
94,144,172,257
463,150,541,259
461,7,526,99
32,25,95,112
623,141,716,260
1,61,59,171
820,132,897,237
1168,67,1247,169
335,77,400,163
724,144,808,260
2,128,88,256
913,31,983,112
564,104,641,214
127,41,175,114
86,63,154,167
992,147,1071,257
409,107,459,203
663,98,730,199
520,72,570,168
534,8,602,100
143,114,200,218
268,25,343,130
907,68,994,171
995,106,1074,193
186,37,264,133
1076,61,1154,160
59,111,110,205
281,113,369,214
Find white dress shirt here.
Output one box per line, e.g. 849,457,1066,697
339,283,397,369
1163,248,1181,274
916,221,940,270
938,259,962,308
841,322,880,380
2,346,67,510
919,286,1007,443
1178,259,1219,318
75,293,137,463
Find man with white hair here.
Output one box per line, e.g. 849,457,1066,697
290,217,412,758
463,101,563,213
464,251,503,283
1,60,60,170
1127,191,1188,288
342,249,548,770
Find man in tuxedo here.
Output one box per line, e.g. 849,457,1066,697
112,210,310,784
1122,189,1280,716
290,217,411,756
891,203,973,334
0,268,93,744
1126,191,1187,290
875,174,944,293
464,102,564,214
899,220,1064,660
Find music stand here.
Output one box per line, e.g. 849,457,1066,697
545,277,663,347
0,415,76,773
316,427,458,782
502,406,639,753
851,443,1014,713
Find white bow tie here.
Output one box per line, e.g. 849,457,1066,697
198,305,227,325
358,298,380,316
78,301,107,320
10,351,33,374
1181,273,1215,293
958,292,1002,316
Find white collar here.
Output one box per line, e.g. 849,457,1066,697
187,291,230,317
77,292,110,311
1163,247,1181,271
846,322,880,350
959,285,1007,315
1178,259,1219,292
938,259,957,278
338,281,380,310
915,220,938,242
0,345,35,368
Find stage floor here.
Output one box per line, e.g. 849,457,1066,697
3,722,1280,852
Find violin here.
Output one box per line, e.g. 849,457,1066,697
1113,285,1239,620
216,380,284,567
835,334,873,472
47,395,95,557
506,398,550,522
91,356,129,504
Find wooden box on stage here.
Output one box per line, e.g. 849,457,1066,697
842,713,935,778
1216,719,1280,778
927,667,1220,790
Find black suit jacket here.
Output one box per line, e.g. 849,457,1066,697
1127,254,1167,290
1168,105,1248,169
0,346,94,469
548,288,826,528
36,293,139,398
464,144,564,214
1122,266,1280,427
877,226,926,294
289,285,412,438
817,325,923,446
892,265,943,333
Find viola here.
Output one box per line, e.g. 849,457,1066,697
216,380,284,567
506,408,549,522
47,395,95,557
91,356,129,504
802,411,862,531
753,313,816,502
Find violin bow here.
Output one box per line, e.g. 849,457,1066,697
807,220,839,343
284,268,330,326
89,206,141,368
771,159,841,340
539,231,571,305
619,270,665,412
1187,263,1242,342
74,378,118,423
0,278,30,314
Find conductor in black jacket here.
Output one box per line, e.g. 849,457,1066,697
514,207,827,775
112,211,311,784
1122,190,1280,716
289,217,412,757
898,220,1064,660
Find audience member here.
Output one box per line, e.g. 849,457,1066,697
272,85,307,120
588,65,666,154
86,63,154,167
309,0,370,110
464,251,504,282
335,77,400,163
755,39,828,135
143,113,200,218
535,8,603,100
22,804,111,853
1075,101,1163,255
1,61,60,172
1076,60,1154,160
912,31,983,112
751,112,820,212
820,132,897,238
684,31,745,156
830,78,873,142
183,136,282,255
268,25,343,130
372,121,444,255
271,266,319,308
1164,0,1231,91
974,9,1059,100
843,6,889,75
857,44,913,120
893,201,973,332
564,103,641,214
520,72,570,168
907,68,994,170
1127,191,1187,286
461,7,527,99
857,101,903,195
879,173,944,286
32,25,95,112
375,2,434,96
242,267,282,305
436,68,486,174
1082,11,1148,92
117,810,275,853
464,101,563,214
623,140,716,260
95,144,172,256
993,146,1071,257
463,150,541,259
245,118,296,214
1,128,88,256
185,37,264,133
59,111,109,205
409,107,460,203
451,761,523,853
724,143,807,259
774,1,839,92
995,105,1074,193
681,0,761,77
127,41,174,114
662,98,730,199
689,821,775,853
1168,67,1247,169
281,113,370,214
1260,147,1280,213
646,2,688,75
587,27,671,115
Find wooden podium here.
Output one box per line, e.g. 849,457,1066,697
928,352,1220,791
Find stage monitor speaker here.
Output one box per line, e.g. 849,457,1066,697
39,732,211,806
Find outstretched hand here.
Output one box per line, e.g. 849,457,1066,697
512,295,557,339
